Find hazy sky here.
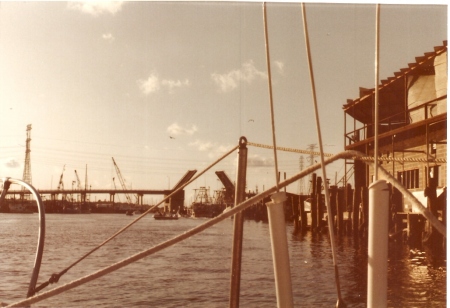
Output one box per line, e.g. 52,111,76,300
0,1,447,203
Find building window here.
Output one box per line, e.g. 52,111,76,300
397,169,420,189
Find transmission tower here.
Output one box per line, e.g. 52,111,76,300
298,155,305,195
306,143,317,193
22,124,32,185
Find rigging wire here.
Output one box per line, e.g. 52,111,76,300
300,3,345,307
30,144,239,295
262,2,280,191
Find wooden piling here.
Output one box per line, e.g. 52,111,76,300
352,187,360,237
316,176,323,230
298,195,307,232
336,187,345,235
346,184,353,233
407,213,425,248
329,185,337,231
292,195,299,234
422,181,443,251
311,173,317,232
360,186,368,237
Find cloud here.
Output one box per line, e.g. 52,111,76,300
167,123,198,136
161,79,190,92
247,154,274,167
138,73,160,94
102,33,115,42
211,60,267,92
5,158,20,168
189,140,233,159
274,60,285,74
67,1,125,16
138,72,190,95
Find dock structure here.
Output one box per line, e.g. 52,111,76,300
290,41,447,255
342,41,447,247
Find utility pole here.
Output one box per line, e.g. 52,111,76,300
22,124,32,199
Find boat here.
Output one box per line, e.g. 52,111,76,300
190,186,226,218
153,211,179,220
8,202,35,213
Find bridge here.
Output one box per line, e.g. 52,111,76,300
4,170,198,208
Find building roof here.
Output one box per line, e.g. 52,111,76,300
343,40,447,124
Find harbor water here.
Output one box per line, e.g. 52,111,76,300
0,213,446,307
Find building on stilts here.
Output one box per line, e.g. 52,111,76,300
343,40,447,249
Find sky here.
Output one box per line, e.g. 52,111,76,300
0,1,447,204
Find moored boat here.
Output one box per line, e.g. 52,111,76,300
153,212,179,220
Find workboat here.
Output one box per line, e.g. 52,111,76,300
190,186,226,218
153,212,179,220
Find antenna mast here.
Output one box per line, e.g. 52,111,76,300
22,124,32,184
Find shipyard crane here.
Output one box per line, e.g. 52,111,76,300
57,165,66,201
112,157,133,204
84,164,90,202
74,170,82,202
112,177,122,203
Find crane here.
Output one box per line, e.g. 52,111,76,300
57,165,66,201
112,177,122,203
112,157,133,204
74,170,82,202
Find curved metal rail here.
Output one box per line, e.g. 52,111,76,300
0,178,46,299
5,149,446,307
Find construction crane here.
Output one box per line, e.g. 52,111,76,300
112,177,122,203
84,164,90,202
74,170,82,202
57,165,66,201
112,157,133,204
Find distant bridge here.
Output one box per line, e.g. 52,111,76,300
4,170,198,206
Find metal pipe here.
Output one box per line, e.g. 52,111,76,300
367,179,389,307
1,177,46,298
374,4,380,181
266,192,294,308
229,137,248,308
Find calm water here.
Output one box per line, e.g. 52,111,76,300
0,213,446,307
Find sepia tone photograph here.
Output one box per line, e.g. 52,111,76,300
0,1,447,307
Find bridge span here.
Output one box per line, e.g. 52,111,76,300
4,170,198,208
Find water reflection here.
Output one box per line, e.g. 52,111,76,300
289,224,446,307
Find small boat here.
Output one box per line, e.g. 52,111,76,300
153,212,179,220
125,210,133,216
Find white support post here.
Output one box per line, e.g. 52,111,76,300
367,179,389,307
266,191,294,308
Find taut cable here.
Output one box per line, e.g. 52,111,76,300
33,144,239,294
263,2,280,191
301,3,344,307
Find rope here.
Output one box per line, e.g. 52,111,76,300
247,141,445,163
32,144,239,294
355,156,446,163
301,3,344,306
6,150,446,307
263,2,280,191
247,141,333,157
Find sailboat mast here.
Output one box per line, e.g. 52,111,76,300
374,4,380,181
